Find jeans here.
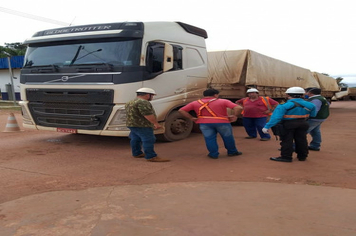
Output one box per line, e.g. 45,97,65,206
128,127,157,159
199,123,238,158
243,117,271,139
307,119,323,149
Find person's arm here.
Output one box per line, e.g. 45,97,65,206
311,99,322,113
232,105,243,116
178,109,198,122
235,98,244,106
228,105,243,122
144,114,162,129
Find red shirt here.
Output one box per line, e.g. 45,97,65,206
180,98,238,123
236,97,279,118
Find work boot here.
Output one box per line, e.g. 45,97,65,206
270,157,292,162
308,146,320,151
133,153,145,158
207,154,219,159
147,156,170,162
228,151,243,156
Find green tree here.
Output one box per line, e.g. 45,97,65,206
336,77,348,88
0,42,26,57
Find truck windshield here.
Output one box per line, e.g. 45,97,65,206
24,39,142,68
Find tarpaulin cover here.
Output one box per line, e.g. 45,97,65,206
208,50,320,88
312,72,339,92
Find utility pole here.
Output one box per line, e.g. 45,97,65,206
4,52,17,105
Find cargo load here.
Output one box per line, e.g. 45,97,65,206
312,72,339,99
207,50,336,101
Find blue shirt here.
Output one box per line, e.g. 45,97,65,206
264,98,317,129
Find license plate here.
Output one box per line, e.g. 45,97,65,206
57,128,77,134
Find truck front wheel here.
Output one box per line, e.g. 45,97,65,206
158,111,193,142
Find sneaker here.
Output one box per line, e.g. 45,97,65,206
133,153,145,158
147,156,170,162
228,151,243,156
260,138,270,141
308,146,320,151
269,157,292,162
245,136,256,139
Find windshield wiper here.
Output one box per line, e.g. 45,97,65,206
69,47,104,66
69,45,84,66
74,63,114,72
73,62,113,67
24,64,59,73
75,49,102,61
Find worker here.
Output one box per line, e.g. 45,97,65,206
236,88,279,141
262,87,317,162
304,87,330,151
125,88,170,162
179,88,243,159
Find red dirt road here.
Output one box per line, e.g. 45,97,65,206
1,101,356,204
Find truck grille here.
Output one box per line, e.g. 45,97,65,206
26,89,114,130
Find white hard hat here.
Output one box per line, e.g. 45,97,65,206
285,87,305,94
246,88,259,93
136,87,156,95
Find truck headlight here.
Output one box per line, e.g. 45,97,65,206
20,103,34,125
109,108,127,126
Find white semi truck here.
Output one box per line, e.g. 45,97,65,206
19,22,208,141
19,22,338,141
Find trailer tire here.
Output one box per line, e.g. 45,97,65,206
158,111,193,142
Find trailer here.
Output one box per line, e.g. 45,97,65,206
207,50,323,102
311,72,339,102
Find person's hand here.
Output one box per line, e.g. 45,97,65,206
154,123,162,129
262,128,269,134
228,115,237,122
191,117,198,123
263,110,271,115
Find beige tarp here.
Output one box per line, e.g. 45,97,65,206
208,50,248,84
208,50,320,88
312,72,339,92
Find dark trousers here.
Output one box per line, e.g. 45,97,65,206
243,117,271,139
280,119,309,160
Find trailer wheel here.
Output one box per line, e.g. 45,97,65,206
158,111,193,142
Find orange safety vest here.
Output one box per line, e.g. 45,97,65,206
242,96,273,115
197,98,229,120
283,114,310,119
282,101,311,119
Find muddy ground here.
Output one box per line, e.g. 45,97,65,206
0,101,355,204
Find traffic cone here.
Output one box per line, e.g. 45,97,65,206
3,113,21,132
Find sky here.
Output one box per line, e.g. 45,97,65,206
1,0,355,84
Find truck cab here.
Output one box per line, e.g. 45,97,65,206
19,22,208,141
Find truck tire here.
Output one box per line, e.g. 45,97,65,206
158,111,193,142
